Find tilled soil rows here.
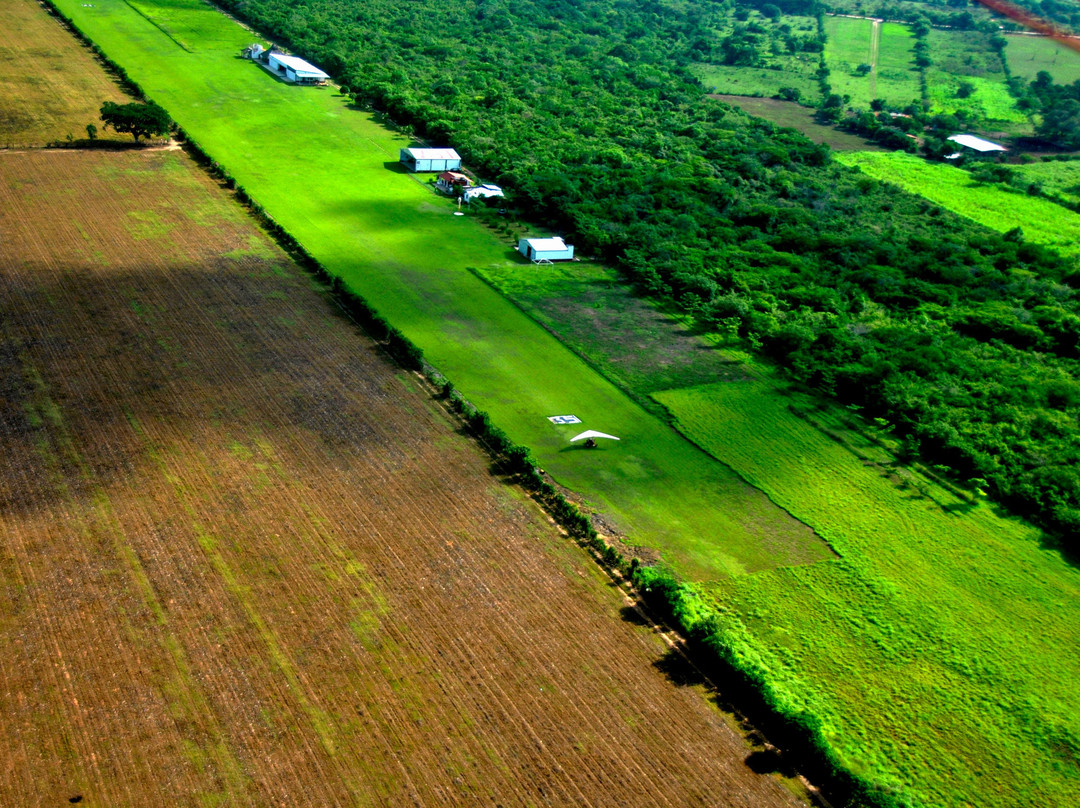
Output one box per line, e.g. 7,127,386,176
0,149,803,807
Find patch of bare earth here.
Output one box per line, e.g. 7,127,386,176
0,149,805,806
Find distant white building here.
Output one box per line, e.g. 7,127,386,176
400,148,462,172
947,134,1007,153
518,237,574,263
267,52,329,85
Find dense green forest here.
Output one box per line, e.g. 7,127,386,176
216,0,1080,546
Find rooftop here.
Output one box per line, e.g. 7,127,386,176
404,148,461,160
268,52,329,79
525,237,569,251
947,134,1007,152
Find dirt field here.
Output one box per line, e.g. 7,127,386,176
0,147,806,806
0,0,133,146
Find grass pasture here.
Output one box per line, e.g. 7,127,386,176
1012,159,1080,205
47,0,834,580
694,62,821,104
1004,33,1080,84
711,95,884,150
924,30,1026,123
693,13,821,103
0,0,130,146
837,150,1080,255
654,380,1080,808
824,17,921,110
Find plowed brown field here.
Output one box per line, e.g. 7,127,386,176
0,0,131,146
0,148,804,807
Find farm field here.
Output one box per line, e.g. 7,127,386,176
709,95,883,150
1004,33,1080,83
837,150,1080,255
45,0,832,580
653,380,1080,808
693,13,821,102
0,145,811,807
693,63,821,104
1012,159,1080,204
823,17,921,109
475,253,1080,807
0,0,130,146
925,30,1026,123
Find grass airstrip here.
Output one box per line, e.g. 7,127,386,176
47,0,1080,804
48,0,828,579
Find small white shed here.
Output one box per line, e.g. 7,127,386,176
267,52,329,84
518,237,574,263
400,148,462,172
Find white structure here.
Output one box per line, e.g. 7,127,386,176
947,134,1007,153
518,237,574,263
267,52,329,85
570,430,620,442
400,148,461,172
243,43,265,59
464,183,504,203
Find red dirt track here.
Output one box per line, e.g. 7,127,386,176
0,149,805,807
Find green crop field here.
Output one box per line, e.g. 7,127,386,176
476,239,1080,808
653,379,1080,808
1005,34,1080,83
710,95,884,150
1013,159,1080,205
693,62,821,103
823,17,921,109
48,0,832,580
837,151,1080,256
924,30,1027,123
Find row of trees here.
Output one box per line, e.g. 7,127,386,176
213,0,1080,548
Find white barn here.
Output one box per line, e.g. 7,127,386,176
400,148,461,172
947,134,1007,153
267,52,329,85
518,237,574,263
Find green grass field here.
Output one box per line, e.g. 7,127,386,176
693,61,821,103
477,235,1080,807
1013,159,1080,205
924,30,1027,123
837,151,1080,256
823,17,921,110
48,0,831,580
693,13,822,103
654,379,1080,808
710,95,883,150
1005,34,1080,83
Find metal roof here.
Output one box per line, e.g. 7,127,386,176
525,237,569,251
268,53,329,78
404,148,461,160
947,134,1007,152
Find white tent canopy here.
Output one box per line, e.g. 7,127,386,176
570,430,620,442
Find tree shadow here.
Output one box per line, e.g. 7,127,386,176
652,648,706,688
